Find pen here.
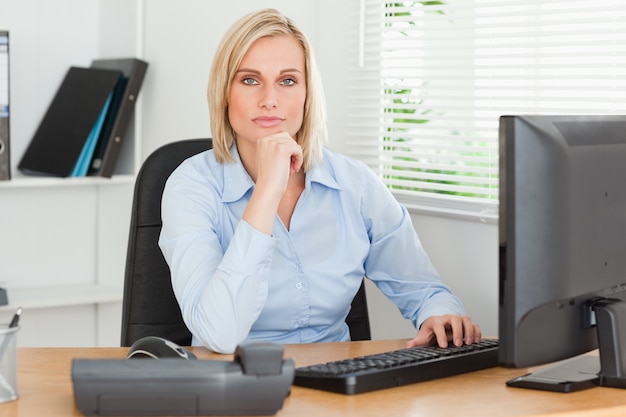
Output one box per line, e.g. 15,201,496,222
0,307,21,399
8,307,21,328
9,307,22,327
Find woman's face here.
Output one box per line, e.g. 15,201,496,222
228,35,306,146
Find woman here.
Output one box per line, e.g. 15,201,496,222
159,8,481,354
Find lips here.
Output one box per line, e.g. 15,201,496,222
253,116,284,128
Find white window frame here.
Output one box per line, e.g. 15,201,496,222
346,0,626,222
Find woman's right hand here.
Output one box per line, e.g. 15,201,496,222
254,131,303,199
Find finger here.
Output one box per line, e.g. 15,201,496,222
256,135,300,176
406,328,434,348
449,315,464,347
289,148,303,175
429,319,450,348
408,316,442,348
472,323,482,343
263,134,302,170
406,335,421,349
461,316,474,345
459,316,473,345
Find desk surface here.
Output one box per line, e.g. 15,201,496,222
5,339,626,417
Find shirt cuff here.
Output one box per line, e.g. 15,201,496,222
220,219,278,277
415,292,466,329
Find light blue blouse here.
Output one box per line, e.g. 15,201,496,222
159,145,465,353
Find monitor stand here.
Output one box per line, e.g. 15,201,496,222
505,355,599,393
594,298,626,388
506,298,626,393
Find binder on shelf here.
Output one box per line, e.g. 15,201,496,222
70,92,114,177
88,58,148,177
0,30,9,181
18,66,122,177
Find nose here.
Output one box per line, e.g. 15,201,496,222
259,85,278,109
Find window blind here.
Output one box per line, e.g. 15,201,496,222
346,0,626,220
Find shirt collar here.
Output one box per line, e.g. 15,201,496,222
222,145,255,203
306,150,342,191
221,146,342,203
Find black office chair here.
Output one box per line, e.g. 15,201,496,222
121,138,371,347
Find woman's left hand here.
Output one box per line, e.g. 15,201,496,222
406,314,482,348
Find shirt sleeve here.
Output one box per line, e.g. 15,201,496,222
158,162,276,354
360,165,466,329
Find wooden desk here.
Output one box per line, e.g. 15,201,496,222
3,339,626,417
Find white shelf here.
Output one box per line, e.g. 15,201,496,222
0,284,123,313
0,175,135,189
0,0,140,347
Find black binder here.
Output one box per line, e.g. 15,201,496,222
88,58,148,177
0,30,10,181
18,66,122,177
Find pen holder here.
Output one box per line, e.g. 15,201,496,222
0,325,19,403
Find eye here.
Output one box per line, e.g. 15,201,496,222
242,77,258,85
280,78,297,86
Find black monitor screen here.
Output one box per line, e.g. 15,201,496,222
498,114,626,392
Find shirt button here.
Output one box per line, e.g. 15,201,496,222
295,283,303,290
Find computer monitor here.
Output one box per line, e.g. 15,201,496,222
498,114,626,393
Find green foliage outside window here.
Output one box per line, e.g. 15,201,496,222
382,1,497,200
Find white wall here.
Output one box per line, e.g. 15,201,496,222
139,0,500,339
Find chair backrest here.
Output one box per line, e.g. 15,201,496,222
346,280,371,341
121,139,211,346
121,138,371,347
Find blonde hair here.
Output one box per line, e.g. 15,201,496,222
207,8,327,171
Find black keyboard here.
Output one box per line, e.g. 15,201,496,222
294,339,499,395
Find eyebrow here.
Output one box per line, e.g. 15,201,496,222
235,68,303,75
